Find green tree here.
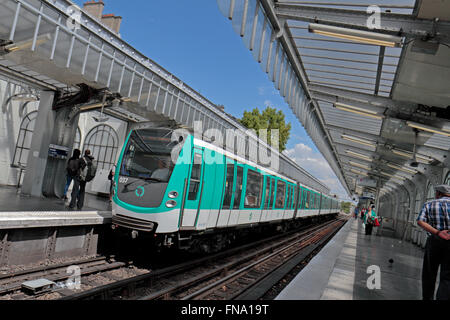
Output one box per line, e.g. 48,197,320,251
341,201,351,214
239,107,292,152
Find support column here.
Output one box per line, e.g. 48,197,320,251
41,107,80,198
21,91,56,197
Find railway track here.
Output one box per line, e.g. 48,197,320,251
0,256,128,299
61,216,346,300
143,219,344,300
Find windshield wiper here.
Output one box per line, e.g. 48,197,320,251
143,177,164,183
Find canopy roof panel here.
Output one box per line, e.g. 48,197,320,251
217,0,450,198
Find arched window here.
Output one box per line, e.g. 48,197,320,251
426,183,434,202
74,127,81,150
12,111,37,167
445,172,450,185
83,124,119,171
414,191,423,224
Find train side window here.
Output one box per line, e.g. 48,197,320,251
290,186,293,208
292,187,296,209
275,180,286,209
305,191,310,209
188,153,202,200
222,163,235,209
286,185,291,209
244,169,263,209
269,179,275,209
291,187,295,209
298,188,303,209
232,166,244,210
263,177,270,210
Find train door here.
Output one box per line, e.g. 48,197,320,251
228,164,244,226
294,184,301,219
217,159,235,228
319,193,323,215
180,148,204,230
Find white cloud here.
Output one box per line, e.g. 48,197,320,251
264,100,273,107
258,86,265,95
285,143,350,200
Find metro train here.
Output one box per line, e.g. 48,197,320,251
111,127,340,252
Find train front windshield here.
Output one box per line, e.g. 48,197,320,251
120,129,183,182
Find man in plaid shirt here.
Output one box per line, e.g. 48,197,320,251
417,184,450,300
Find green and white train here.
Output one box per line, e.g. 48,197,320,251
112,128,339,251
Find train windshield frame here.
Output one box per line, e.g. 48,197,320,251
120,128,185,183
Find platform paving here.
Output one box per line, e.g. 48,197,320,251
276,218,425,300
0,185,111,212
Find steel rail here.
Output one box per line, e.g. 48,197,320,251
180,219,344,300
139,219,343,300
61,217,339,300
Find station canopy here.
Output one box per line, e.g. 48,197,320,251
217,0,450,197
0,0,332,194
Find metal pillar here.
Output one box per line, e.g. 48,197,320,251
21,90,56,197
42,107,80,198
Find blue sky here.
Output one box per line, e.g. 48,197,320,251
74,0,350,200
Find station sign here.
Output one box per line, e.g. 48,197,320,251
357,178,377,188
48,144,69,160
362,192,375,200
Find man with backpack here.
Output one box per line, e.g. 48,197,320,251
69,149,97,210
63,149,81,200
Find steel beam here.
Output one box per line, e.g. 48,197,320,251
308,83,415,111
274,3,450,38
259,0,352,196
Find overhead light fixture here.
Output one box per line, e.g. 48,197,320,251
350,169,368,176
308,23,403,47
10,93,39,102
387,163,418,175
349,161,371,170
392,148,434,164
335,103,384,120
342,134,377,148
379,171,392,177
406,121,450,137
2,33,51,54
345,150,373,162
80,103,104,111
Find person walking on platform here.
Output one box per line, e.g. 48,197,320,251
108,166,115,202
364,205,377,236
69,149,96,210
63,149,81,200
417,184,450,300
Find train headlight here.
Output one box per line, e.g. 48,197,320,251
166,200,177,208
168,191,179,199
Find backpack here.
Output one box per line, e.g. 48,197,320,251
67,159,79,177
80,157,97,182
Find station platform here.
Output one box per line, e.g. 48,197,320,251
276,218,425,300
0,186,111,212
0,186,112,229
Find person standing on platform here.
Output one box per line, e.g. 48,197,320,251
108,166,115,202
69,149,96,210
354,207,359,220
63,149,81,200
364,205,377,236
417,184,450,300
